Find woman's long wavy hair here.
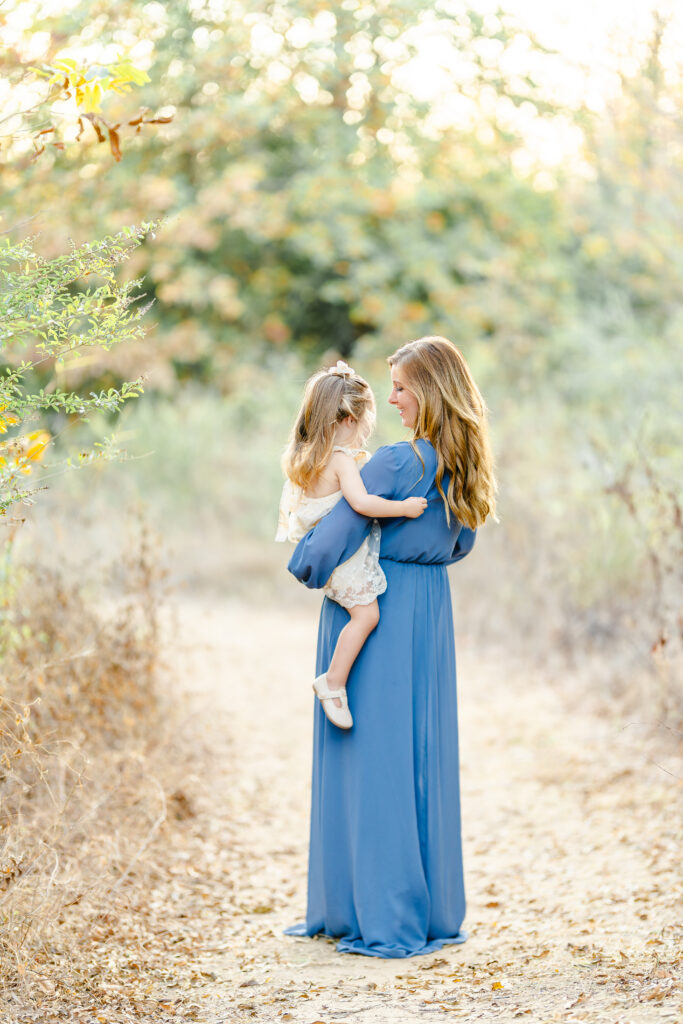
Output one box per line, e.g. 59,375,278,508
388,336,497,529
282,366,376,491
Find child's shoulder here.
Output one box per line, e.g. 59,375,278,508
330,445,367,467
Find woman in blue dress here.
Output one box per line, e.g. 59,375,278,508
285,336,497,958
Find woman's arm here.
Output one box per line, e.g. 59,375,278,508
288,445,401,589
447,525,477,564
332,451,427,520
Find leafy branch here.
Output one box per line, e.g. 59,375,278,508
3,53,172,162
0,227,157,514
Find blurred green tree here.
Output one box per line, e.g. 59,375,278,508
3,0,574,391
552,12,683,454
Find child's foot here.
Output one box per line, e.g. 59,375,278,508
313,673,353,730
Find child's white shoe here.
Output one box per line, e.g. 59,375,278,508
313,673,353,730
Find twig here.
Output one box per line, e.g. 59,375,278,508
101,774,167,899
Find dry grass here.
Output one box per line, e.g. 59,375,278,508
0,518,200,1021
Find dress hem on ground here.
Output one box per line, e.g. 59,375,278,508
283,923,468,959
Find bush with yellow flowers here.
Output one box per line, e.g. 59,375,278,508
0,227,154,515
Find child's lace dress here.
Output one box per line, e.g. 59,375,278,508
275,447,387,609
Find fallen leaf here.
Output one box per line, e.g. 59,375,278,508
565,993,586,1009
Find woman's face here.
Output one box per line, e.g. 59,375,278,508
389,367,419,429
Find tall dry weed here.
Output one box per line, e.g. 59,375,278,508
602,451,683,726
0,517,174,1013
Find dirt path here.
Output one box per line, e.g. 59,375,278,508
158,595,681,1024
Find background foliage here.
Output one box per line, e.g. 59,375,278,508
2,0,681,708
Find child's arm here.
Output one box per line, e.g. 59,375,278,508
332,452,427,519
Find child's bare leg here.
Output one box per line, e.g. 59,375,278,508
325,601,380,705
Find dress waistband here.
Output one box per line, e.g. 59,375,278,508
379,556,448,568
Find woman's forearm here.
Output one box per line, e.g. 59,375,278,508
289,445,399,589
288,498,371,588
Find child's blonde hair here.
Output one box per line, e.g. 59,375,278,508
282,362,376,491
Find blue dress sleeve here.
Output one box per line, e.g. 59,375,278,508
448,525,477,564
288,444,399,589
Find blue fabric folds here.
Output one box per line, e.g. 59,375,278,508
285,440,476,958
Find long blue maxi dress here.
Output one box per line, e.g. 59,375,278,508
285,439,477,958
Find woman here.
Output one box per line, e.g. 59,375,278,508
285,336,497,958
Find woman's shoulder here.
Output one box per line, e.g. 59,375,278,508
361,441,436,494
370,439,435,469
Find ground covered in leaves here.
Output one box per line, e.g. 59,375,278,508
4,595,681,1023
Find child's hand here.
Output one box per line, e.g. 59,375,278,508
402,496,428,518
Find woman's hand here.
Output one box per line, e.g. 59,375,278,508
401,496,428,518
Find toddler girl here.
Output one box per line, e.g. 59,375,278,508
276,361,427,729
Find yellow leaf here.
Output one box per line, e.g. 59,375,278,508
25,430,50,461
80,81,103,113
114,62,150,86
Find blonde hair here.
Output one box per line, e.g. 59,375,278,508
282,364,376,491
388,336,497,530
